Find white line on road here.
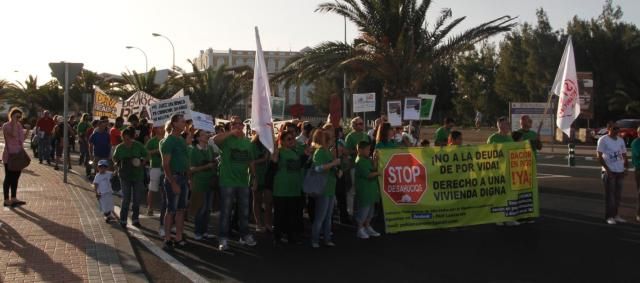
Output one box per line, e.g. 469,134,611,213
537,173,570,179
538,163,636,171
113,206,209,283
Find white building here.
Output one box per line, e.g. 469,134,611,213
192,48,314,110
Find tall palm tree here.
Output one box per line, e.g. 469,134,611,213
182,62,253,116
275,0,515,103
6,75,41,117
117,68,168,98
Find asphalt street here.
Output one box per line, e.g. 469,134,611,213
114,148,640,283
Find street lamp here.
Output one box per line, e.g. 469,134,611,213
152,32,175,70
125,46,148,73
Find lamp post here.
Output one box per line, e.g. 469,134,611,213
125,46,148,73
152,33,175,70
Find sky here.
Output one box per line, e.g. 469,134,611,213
2,0,638,85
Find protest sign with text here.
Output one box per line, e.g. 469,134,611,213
121,91,158,121
149,96,192,127
190,111,215,133
93,87,122,121
377,141,539,233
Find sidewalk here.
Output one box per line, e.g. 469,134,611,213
0,150,131,282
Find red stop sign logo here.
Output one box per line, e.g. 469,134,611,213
383,153,428,205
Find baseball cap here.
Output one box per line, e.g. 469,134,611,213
97,160,109,167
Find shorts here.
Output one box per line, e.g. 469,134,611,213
163,173,188,213
148,168,162,192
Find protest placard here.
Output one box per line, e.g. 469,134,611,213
149,96,192,127
93,87,121,121
191,111,215,133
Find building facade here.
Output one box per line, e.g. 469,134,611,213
193,48,314,118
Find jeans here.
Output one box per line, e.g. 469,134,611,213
356,205,375,225
311,195,335,244
38,135,51,162
219,186,250,239
602,171,625,219
3,164,22,201
193,191,213,236
120,178,144,224
78,139,89,165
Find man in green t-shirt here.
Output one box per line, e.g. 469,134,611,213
487,116,514,144
631,127,640,222
516,115,542,154
145,126,164,221
213,116,257,251
160,114,190,249
112,127,148,228
434,117,455,146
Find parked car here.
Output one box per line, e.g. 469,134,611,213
590,118,640,146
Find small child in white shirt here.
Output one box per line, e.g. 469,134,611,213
93,159,116,223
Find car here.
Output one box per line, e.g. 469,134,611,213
590,119,640,146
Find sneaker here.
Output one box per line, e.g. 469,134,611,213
120,222,127,229
505,221,521,227
194,234,203,241
239,235,257,247
357,228,370,239
606,218,617,225
324,241,336,247
311,242,320,248
163,240,174,250
203,233,216,239
613,216,627,223
171,226,176,233
218,239,229,251
175,239,187,247
495,222,505,226
365,226,381,237
636,215,640,222
159,226,165,237
132,221,141,228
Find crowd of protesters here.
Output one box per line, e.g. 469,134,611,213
4,107,640,252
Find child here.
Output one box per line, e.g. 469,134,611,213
354,141,381,239
93,159,116,223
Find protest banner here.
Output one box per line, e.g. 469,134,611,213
404,97,421,121
387,100,402,126
418,94,436,121
149,96,192,127
121,91,158,121
93,87,121,121
377,141,539,233
353,93,376,113
191,111,215,133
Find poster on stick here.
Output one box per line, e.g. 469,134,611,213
121,91,158,121
191,111,215,133
404,97,421,121
149,96,192,127
93,87,122,121
387,100,403,126
353,93,376,113
418,94,436,121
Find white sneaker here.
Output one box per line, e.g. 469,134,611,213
614,216,627,223
239,235,257,247
194,234,203,240
636,215,640,222
357,228,370,239
365,226,381,237
218,239,229,251
158,226,165,237
606,218,617,225
505,221,521,227
311,242,320,248
171,226,176,233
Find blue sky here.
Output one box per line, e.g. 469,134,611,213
1,0,638,84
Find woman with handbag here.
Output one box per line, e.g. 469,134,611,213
3,108,28,207
310,129,341,248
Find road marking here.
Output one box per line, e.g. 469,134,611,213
538,163,636,171
537,173,570,179
113,205,210,283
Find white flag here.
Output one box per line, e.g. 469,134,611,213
251,27,274,153
551,37,580,136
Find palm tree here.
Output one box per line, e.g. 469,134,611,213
6,75,41,117
116,68,168,98
182,62,253,116
275,0,515,105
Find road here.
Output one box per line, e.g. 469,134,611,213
118,147,640,283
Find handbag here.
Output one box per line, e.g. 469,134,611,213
303,167,328,196
8,149,31,171
110,171,121,192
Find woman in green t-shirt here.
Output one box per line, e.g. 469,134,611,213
310,129,341,248
375,123,397,150
251,134,273,232
188,130,217,240
271,130,309,244
354,141,382,239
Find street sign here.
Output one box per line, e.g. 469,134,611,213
49,62,83,86
382,153,428,205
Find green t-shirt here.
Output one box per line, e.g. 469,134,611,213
112,141,148,181
219,135,255,188
434,127,450,145
160,135,189,173
273,148,304,197
312,147,336,197
486,133,514,144
375,140,397,150
517,129,539,153
77,121,90,139
146,137,162,168
355,156,380,207
189,145,215,192
253,142,269,186
631,138,640,168
345,131,370,152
